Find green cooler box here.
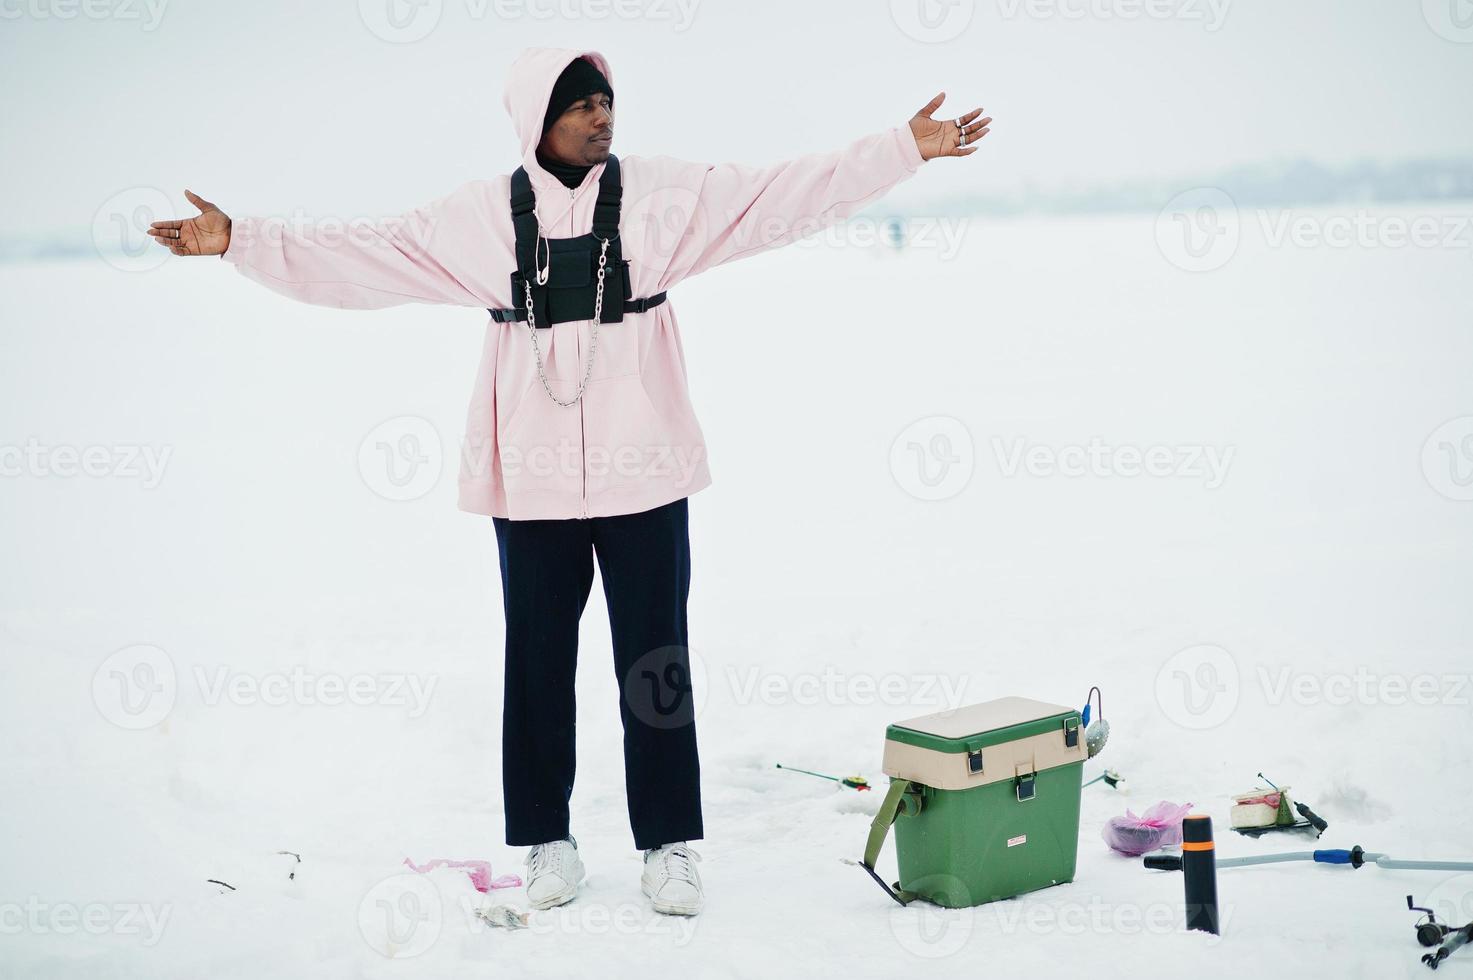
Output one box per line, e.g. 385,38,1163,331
861,697,1086,908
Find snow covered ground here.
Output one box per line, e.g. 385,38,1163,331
3,204,1472,979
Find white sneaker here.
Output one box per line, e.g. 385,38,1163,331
641,842,703,915
524,835,585,910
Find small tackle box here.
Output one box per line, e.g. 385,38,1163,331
862,696,1086,908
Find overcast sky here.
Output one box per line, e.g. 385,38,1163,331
2,0,1471,236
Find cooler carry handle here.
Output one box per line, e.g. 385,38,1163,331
861,778,922,906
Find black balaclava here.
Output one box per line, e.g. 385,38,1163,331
535,57,614,189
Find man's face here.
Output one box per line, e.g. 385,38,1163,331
539,92,614,167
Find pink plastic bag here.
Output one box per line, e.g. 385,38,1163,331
402,858,522,893
1102,801,1195,856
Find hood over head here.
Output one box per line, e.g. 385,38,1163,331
503,47,614,185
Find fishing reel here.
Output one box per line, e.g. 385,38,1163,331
1409,896,1454,947
1406,895,1473,970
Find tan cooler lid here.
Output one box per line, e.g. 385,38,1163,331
891,696,1076,739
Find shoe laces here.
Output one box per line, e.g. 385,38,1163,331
527,837,574,878
648,842,702,884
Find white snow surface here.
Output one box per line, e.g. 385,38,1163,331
2,207,1472,979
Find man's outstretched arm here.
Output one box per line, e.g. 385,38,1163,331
148,187,489,310
639,93,990,289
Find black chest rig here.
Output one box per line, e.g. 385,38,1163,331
486,155,668,327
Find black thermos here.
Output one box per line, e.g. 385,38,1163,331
1182,814,1220,934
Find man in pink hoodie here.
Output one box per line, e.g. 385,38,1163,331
149,47,988,917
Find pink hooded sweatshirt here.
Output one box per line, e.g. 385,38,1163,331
220,47,927,520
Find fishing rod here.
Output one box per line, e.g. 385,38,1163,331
1083,768,1126,790
1145,845,1473,874
775,763,871,791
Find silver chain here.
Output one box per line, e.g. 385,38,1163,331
523,236,610,408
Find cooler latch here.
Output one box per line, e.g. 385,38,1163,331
1016,764,1037,802
1063,717,1080,748
966,749,984,775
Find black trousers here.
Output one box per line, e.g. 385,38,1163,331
493,497,704,851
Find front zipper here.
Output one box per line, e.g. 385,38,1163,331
571,184,590,519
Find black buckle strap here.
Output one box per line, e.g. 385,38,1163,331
625,291,666,313
486,290,667,324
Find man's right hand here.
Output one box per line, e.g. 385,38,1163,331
147,189,232,256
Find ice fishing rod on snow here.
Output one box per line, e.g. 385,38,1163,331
775,763,871,791
1144,845,1473,874
1228,772,1328,838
